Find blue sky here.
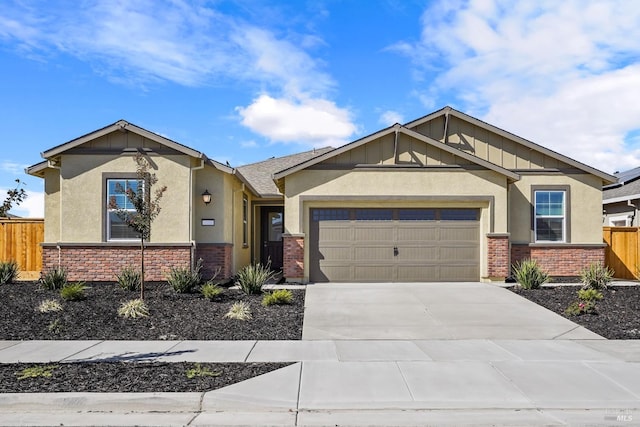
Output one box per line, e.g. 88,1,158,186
2,0,640,217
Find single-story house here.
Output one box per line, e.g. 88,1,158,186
603,167,639,226
27,106,616,283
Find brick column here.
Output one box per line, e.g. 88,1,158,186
283,234,304,282
195,243,233,280
487,234,510,280
511,244,605,277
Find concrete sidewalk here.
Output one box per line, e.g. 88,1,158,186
1,339,640,425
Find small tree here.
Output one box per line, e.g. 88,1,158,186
108,153,167,300
0,179,27,217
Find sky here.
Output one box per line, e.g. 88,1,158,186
1,0,640,218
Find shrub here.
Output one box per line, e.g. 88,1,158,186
38,299,63,313
577,288,604,302
60,282,87,301
580,262,613,290
16,365,57,380
236,261,276,295
40,267,67,290
185,363,221,379
117,299,149,318
511,259,549,289
201,282,223,300
262,289,293,306
167,259,202,293
116,266,141,291
0,260,19,285
565,300,596,316
224,301,252,320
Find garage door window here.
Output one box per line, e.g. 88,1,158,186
312,209,349,221
398,209,436,220
440,209,478,221
355,209,392,220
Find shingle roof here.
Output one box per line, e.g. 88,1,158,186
237,147,333,198
603,167,640,201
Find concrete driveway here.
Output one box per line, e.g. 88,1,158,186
302,282,602,340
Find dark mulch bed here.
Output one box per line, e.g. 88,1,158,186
511,285,640,339
0,362,290,392
0,281,304,340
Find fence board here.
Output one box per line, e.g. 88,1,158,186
603,226,639,279
0,218,44,280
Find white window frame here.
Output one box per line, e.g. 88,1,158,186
609,215,632,227
106,178,142,241
534,190,566,243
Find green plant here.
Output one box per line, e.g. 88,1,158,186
580,262,613,290
116,266,141,291
0,260,19,285
235,261,276,295
224,301,252,320
15,365,57,380
511,259,550,289
185,363,221,379
167,259,203,293
60,282,87,301
201,282,223,300
117,299,150,318
261,289,293,306
565,300,596,316
40,267,67,290
47,318,62,334
38,299,63,313
577,288,604,302
0,179,27,217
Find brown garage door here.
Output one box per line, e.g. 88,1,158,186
309,208,479,282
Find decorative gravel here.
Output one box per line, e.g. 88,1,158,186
0,281,304,340
511,285,640,339
0,362,290,393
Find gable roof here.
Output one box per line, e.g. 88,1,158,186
273,123,521,182
603,167,640,202
236,147,333,198
27,120,233,177
405,106,616,184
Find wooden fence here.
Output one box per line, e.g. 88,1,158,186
0,218,44,280
603,226,639,280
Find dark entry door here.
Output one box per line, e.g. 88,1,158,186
261,207,284,271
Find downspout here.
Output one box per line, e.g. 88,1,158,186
628,200,637,226
190,158,206,268
47,159,62,267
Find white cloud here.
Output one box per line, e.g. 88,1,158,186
0,161,27,175
393,0,640,173
240,140,259,148
0,189,43,218
236,94,357,147
379,110,404,126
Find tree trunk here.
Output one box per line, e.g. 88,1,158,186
140,237,145,300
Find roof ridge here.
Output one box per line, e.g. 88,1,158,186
238,146,333,168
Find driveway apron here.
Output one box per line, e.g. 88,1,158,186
302,282,602,340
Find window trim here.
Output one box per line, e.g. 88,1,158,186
103,173,141,242
242,193,248,247
531,186,570,243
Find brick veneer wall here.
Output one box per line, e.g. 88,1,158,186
195,243,232,280
487,234,510,279
511,244,605,276
283,234,304,281
42,244,191,282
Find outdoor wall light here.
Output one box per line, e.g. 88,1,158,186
202,189,212,205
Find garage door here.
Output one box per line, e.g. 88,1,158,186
309,208,479,282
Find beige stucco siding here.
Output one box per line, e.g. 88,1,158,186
283,168,509,281
43,168,61,242
57,153,191,243
509,174,603,244
193,166,230,244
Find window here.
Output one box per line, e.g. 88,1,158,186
106,178,141,240
242,194,248,246
535,190,565,242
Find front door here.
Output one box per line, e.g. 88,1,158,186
261,207,284,271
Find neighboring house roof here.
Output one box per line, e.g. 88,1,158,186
236,147,333,198
274,122,521,182
603,167,640,203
